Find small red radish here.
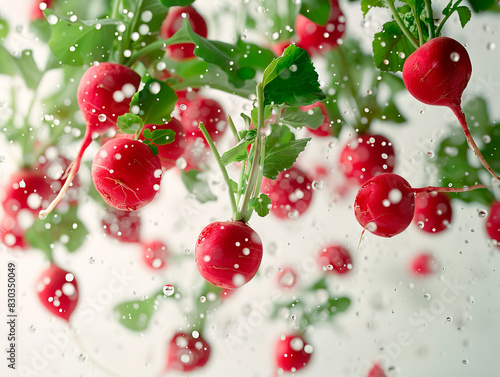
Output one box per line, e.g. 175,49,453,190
275,334,313,373
402,37,499,181
261,166,314,220
271,41,292,57
295,0,345,55
339,133,395,185
141,240,168,269
102,206,141,243
40,63,141,218
276,267,298,289
1,169,53,217
367,363,387,377
410,252,438,276
30,0,52,20
160,6,208,61
166,332,211,372
317,244,352,274
354,173,415,238
137,119,186,170
413,192,452,233
1,215,27,250
300,102,333,137
92,138,162,211
36,264,79,322
486,202,500,247
195,221,263,289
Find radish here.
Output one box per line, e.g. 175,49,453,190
367,363,387,377
300,102,333,137
261,165,314,220
410,252,438,276
30,0,52,20
137,119,186,170
160,6,208,61
141,240,168,269
276,267,298,289
102,206,142,243
1,215,27,249
275,334,313,373
39,63,141,218
486,202,500,247
165,332,210,372
402,37,500,181
339,133,395,185
92,138,162,211
195,221,263,289
413,192,452,233
295,0,346,55
317,244,352,274
35,264,79,322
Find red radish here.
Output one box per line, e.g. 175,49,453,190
30,0,52,20
195,221,263,289
486,202,500,247
141,240,168,269
276,267,298,289
92,138,162,211
295,0,346,55
176,95,227,145
413,192,452,233
40,63,141,218
160,6,208,61
367,363,387,377
300,102,333,137
275,334,313,373
410,252,438,276
1,215,27,249
35,264,79,322
271,41,291,57
1,169,53,217
339,133,395,185
166,332,210,372
102,206,141,243
402,37,499,181
354,173,415,238
137,119,186,170
317,244,352,274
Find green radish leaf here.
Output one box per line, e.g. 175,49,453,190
0,18,9,39
467,0,500,12
130,76,177,125
45,11,119,66
361,0,388,16
322,98,344,137
143,128,152,139
250,105,273,129
236,39,276,73
248,194,272,217
114,296,159,332
299,0,331,25
372,20,417,73
17,50,42,90
229,179,239,194
117,113,144,134
221,139,250,165
136,0,169,35
152,129,176,145
281,106,325,129
0,45,16,76
262,44,325,106
263,123,310,179
160,0,195,6
327,297,351,314
148,144,159,156
180,170,217,203
456,6,472,27
377,99,406,123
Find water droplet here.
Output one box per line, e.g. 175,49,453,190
200,296,206,303
487,42,496,50
477,209,488,218
427,151,434,158
163,284,174,296
462,359,469,365
312,180,325,190
78,353,88,362
98,114,107,122
417,221,425,229
424,293,431,300
89,257,95,264
446,316,453,322
483,135,491,143
450,52,460,62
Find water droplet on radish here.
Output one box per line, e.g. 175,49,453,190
163,284,174,296
388,188,402,204
450,52,460,62
290,337,304,351
287,209,299,219
232,274,245,287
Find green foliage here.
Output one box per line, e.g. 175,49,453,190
180,170,217,203
160,0,195,6
248,194,272,217
117,114,143,134
130,76,177,124
281,106,325,129
373,21,417,73
299,0,332,25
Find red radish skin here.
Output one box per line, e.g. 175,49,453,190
262,166,314,220
195,221,263,289
40,63,141,218
367,363,387,377
354,173,415,238
141,240,168,269
317,244,352,274
102,206,142,243
166,332,210,372
486,202,500,247
160,6,208,61
402,37,500,181
36,264,79,322
276,267,298,289
339,133,395,185
300,102,333,137
137,119,186,170
413,192,452,233
295,0,345,56
411,252,438,276
30,0,52,20
1,215,27,249
92,138,162,211
275,334,313,373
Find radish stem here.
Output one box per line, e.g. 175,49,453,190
413,183,490,194
387,0,419,49
424,0,435,39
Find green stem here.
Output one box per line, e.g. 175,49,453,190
118,0,143,64
227,115,241,142
125,39,166,67
111,0,121,19
435,0,462,37
387,0,420,49
413,7,424,46
424,0,436,39
243,134,265,223
198,122,238,218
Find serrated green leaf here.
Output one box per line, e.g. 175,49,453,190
117,113,144,134
114,297,157,332
220,139,250,165
467,0,499,12
299,0,331,25
361,0,388,16
281,106,325,129
130,76,177,125
250,105,273,128
152,129,175,145
236,39,275,72
180,170,217,203
46,11,119,66
456,6,472,27
262,44,325,106
373,20,417,73
248,194,272,217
